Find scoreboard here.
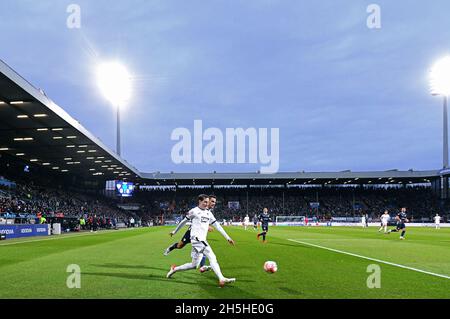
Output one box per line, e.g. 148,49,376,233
105,180,135,197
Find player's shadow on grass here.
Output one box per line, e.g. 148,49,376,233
92,263,157,270
89,263,258,291
83,271,262,298
83,271,211,287
91,264,256,282
91,263,200,279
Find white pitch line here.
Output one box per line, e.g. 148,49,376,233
0,228,137,246
288,238,450,280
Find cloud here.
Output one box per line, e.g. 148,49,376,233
1,0,450,173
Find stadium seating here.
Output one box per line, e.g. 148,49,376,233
0,180,139,228
135,186,447,222
1,177,447,226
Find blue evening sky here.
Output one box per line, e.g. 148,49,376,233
1,0,450,173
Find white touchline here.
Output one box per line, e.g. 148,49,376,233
288,239,450,280
0,228,137,247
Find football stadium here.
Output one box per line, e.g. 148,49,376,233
1,1,450,307
1,57,450,299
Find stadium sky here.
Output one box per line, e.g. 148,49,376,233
1,0,450,174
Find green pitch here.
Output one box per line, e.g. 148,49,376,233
1,226,450,299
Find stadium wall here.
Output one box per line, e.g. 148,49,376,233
0,224,50,239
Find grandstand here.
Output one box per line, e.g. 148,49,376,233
1,57,450,233
135,186,446,222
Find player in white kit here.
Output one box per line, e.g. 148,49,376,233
243,214,250,230
434,214,441,229
378,210,390,233
166,194,236,287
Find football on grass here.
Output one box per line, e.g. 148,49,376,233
264,261,278,273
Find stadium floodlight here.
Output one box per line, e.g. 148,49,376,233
430,56,450,96
96,61,132,157
429,56,450,168
96,62,132,104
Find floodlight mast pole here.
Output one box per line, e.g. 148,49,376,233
430,56,450,199
444,96,448,169
97,62,130,158
116,103,121,157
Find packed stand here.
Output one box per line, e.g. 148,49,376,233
135,186,448,223
0,180,139,230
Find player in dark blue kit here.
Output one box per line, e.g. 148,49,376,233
164,225,194,255
257,208,271,243
253,214,259,230
388,207,409,240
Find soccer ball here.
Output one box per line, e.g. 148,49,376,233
263,261,278,273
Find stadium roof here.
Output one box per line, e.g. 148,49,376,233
0,59,447,187
140,170,441,186
0,59,140,181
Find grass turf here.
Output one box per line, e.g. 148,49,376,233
1,226,450,299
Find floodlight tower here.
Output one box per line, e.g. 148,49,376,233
430,56,450,169
96,62,132,156
430,56,450,200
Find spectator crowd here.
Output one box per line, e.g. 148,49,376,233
2,177,448,227
0,181,140,230
136,186,448,223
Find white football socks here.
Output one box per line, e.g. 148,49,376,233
210,260,225,281
175,263,196,272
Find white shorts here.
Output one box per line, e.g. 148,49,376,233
382,222,388,226
190,239,217,267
